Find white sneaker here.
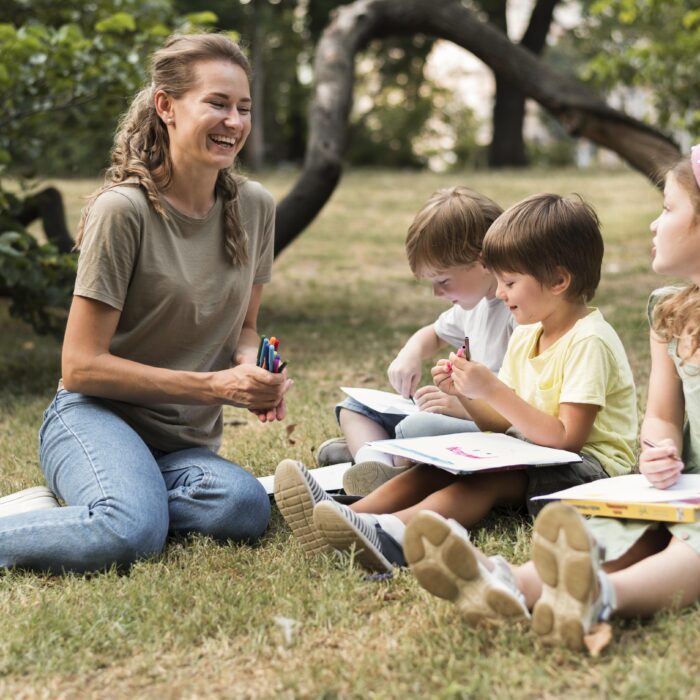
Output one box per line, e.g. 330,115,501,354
0,486,60,518
342,461,410,497
404,510,529,625
531,502,614,650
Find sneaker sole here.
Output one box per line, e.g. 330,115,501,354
531,502,597,650
342,461,408,497
312,501,393,573
404,511,527,625
273,460,331,556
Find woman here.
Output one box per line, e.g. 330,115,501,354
1,33,290,573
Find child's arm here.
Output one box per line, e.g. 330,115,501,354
432,359,510,432
388,325,447,398
639,329,685,488
444,354,599,452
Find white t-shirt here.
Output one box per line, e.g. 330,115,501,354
433,297,515,373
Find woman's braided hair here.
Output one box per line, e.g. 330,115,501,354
77,33,251,266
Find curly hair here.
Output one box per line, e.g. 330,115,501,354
76,33,252,266
653,156,700,360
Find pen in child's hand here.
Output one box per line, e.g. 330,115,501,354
409,395,416,405
642,438,657,449
455,337,471,361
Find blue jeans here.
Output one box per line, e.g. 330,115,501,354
0,390,270,573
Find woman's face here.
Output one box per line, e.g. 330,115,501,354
650,173,700,279
164,59,252,174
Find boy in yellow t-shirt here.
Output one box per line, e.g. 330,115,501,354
298,193,637,574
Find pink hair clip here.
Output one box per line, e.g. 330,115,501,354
691,144,700,189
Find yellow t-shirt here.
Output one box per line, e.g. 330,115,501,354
497,309,637,476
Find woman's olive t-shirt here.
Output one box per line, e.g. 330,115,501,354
72,179,275,452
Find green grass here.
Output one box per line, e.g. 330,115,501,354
2,167,698,699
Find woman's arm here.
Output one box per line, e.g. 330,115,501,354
639,330,685,488
62,295,287,409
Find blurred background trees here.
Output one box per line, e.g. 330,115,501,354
0,0,696,335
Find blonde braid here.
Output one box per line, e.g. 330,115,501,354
217,169,248,266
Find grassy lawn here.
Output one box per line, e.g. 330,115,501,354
1,167,697,699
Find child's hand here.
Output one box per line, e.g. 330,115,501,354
388,353,422,399
639,438,684,489
414,384,468,417
450,354,494,399
431,359,458,395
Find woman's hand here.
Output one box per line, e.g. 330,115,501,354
211,364,291,410
414,384,469,418
639,438,684,489
388,351,422,399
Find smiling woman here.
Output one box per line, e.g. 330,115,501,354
0,34,292,575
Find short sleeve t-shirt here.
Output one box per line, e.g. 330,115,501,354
72,179,275,452
498,309,637,476
433,297,516,373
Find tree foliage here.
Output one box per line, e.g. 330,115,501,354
0,0,214,335
575,0,700,133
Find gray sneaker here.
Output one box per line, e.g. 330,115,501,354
315,437,353,467
312,500,405,573
404,510,529,625
0,486,60,517
342,461,409,497
531,502,614,650
274,459,333,556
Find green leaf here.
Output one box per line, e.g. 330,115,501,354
95,12,137,34
183,11,218,26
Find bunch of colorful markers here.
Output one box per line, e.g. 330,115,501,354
257,336,287,374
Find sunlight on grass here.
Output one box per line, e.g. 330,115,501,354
2,167,698,699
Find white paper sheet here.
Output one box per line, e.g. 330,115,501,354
368,432,581,474
258,462,352,495
341,387,419,415
532,473,700,503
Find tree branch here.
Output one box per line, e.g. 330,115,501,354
274,0,678,255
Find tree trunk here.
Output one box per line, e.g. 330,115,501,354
490,78,528,167
487,0,559,167
246,3,265,170
274,0,678,255
16,187,73,253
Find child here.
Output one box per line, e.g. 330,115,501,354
404,151,700,650
275,193,637,571
318,186,515,496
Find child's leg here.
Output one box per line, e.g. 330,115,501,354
338,408,391,460
393,470,528,528
609,536,700,617
350,464,459,515
513,524,671,611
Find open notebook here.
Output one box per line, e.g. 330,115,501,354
368,432,581,475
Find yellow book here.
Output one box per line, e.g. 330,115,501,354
564,499,700,523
